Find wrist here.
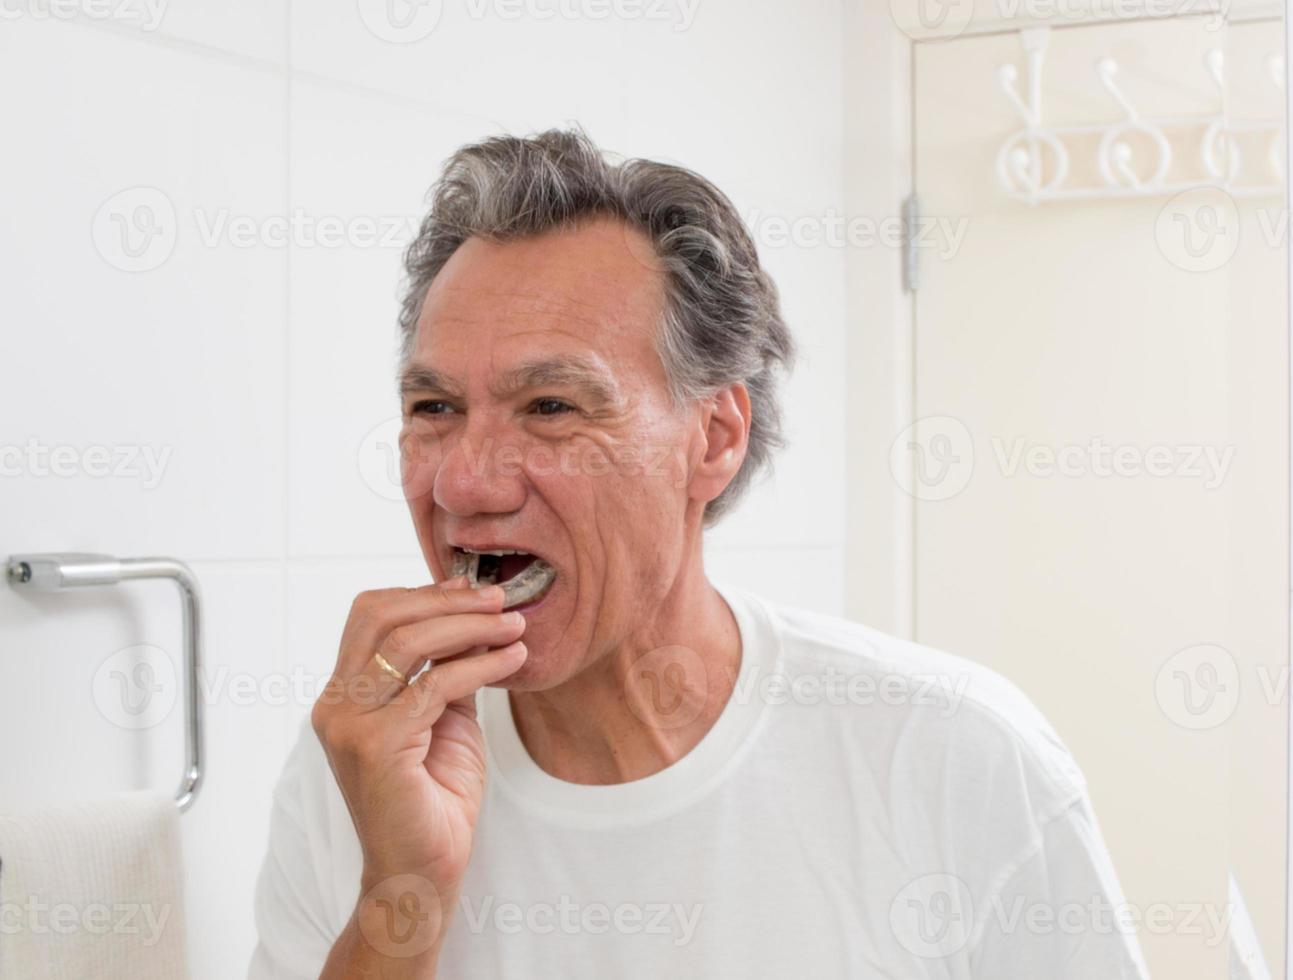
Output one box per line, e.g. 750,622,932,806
352,868,455,968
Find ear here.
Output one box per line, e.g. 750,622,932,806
688,383,752,509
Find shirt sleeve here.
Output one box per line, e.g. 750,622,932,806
247,728,338,980
968,794,1151,980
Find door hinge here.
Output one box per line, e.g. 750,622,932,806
902,193,920,293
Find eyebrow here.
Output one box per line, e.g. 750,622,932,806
398,355,619,407
398,365,462,399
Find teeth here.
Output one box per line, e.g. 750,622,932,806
449,549,479,582
448,549,556,610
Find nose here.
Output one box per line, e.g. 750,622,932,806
431,422,528,517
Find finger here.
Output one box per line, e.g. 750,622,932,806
434,643,490,667
336,581,506,679
445,691,479,722
361,611,527,704
390,641,528,730
347,580,501,652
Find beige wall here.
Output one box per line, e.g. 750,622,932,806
1225,18,1289,978
849,9,1286,979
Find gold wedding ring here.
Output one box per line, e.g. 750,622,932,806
373,652,408,686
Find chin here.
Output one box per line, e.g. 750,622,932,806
487,659,558,692
487,637,580,692
487,671,544,692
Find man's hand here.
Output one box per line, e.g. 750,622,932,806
311,576,527,976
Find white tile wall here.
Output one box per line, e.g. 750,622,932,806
708,544,845,614
0,18,288,563
290,0,634,122
283,557,435,734
149,0,289,64
179,564,287,973
1,5,847,977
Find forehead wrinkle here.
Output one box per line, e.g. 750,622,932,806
408,288,660,405
493,295,628,334
441,264,654,323
492,354,621,407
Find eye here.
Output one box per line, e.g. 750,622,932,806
530,397,575,416
410,399,457,416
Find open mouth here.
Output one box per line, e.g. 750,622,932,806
449,546,556,610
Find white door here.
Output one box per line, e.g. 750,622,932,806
910,14,1287,980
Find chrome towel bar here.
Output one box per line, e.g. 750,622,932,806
5,553,205,813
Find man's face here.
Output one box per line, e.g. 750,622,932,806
400,217,701,690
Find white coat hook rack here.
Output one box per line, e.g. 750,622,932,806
994,29,1283,204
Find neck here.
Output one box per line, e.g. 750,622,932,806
507,557,742,785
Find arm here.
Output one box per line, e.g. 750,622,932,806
315,874,455,979
250,577,527,979
248,726,461,980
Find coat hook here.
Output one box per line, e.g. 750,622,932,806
1096,57,1139,122
998,26,1050,128
1205,48,1224,95
997,64,1035,127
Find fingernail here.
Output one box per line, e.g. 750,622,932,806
503,610,524,625
477,585,505,603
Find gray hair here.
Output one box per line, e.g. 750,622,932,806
398,127,795,524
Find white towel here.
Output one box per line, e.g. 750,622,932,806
0,790,190,979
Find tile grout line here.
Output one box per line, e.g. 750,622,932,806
53,15,286,78
52,15,496,123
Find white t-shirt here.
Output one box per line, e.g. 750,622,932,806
249,582,1150,979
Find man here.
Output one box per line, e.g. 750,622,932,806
250,129,1149,978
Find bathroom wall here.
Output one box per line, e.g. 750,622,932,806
0,4,848,976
